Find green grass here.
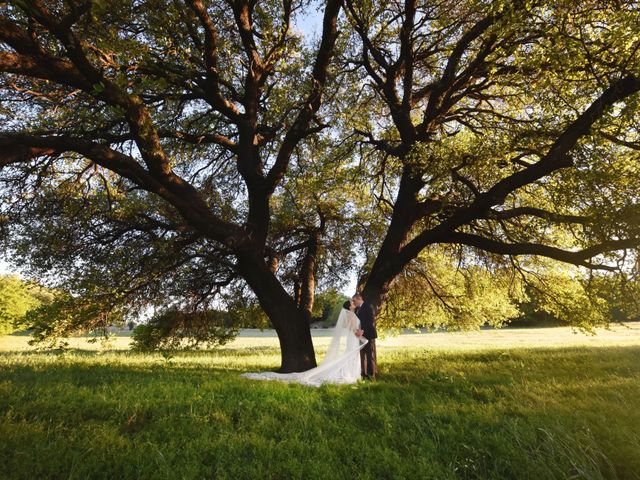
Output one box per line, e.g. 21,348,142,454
1,329,639,479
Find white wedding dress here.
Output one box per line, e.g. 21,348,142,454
242,308,368,387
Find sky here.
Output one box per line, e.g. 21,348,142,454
0,258,12,276
293,1,324,42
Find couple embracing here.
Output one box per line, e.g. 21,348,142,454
242,293,377,387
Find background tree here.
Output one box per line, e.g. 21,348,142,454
310,287,349,326
511,262,640,329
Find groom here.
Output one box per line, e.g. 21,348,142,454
353,293,377,379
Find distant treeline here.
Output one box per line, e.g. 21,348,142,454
2,276,637,350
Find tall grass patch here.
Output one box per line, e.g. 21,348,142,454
1,338,639,479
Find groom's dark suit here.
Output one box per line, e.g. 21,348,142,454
355,301,377,378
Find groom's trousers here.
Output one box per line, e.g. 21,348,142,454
360,339,377,378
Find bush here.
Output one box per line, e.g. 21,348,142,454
131,308,238,351
0,274,52,335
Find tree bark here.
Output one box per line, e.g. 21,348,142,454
235,248,316,372
297,230,320,324
361,258,405,315
360,165,422,312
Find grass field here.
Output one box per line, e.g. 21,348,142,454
1,326,639,479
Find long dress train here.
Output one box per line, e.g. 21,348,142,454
241,309,367,387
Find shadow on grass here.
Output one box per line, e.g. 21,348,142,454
3,345,639,416
3,343,639,382
1,345,639,479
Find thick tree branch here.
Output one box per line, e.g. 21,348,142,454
264,0,294,67
278,239,312,257
447,232,639,271
415,198,445,219
601,131,640,151
398,0,417,110
401,74,640,262
185,0,243,121
1,7,244,248
353,128,402,155
420,15,495,128
487,207,588,224
158,130,237,152
481,75,640,205
265,0,344,193
1,9,174,180
0,134,243,245
231,0,266,75
345,0,391,70
0,37,91,90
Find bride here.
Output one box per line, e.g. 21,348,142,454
242,300,368,387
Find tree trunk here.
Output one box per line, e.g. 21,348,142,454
361,266,396,315
298,230,320,324
360,169,422,314
236,248,317,372
274,306,317,372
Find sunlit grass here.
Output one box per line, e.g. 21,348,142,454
1,326,639,479
4,324,640,352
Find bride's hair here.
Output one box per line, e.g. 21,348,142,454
342,300,351,310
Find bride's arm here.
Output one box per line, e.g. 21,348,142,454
348,312,363,337
347,313,356,331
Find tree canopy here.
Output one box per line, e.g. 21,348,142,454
0,0,639,371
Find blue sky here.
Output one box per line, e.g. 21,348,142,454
293,1,323,41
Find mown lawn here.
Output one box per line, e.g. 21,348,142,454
1,330,639,479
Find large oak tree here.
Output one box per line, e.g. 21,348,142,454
1,0,639,372
343,0,640,312
0,0,348,371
